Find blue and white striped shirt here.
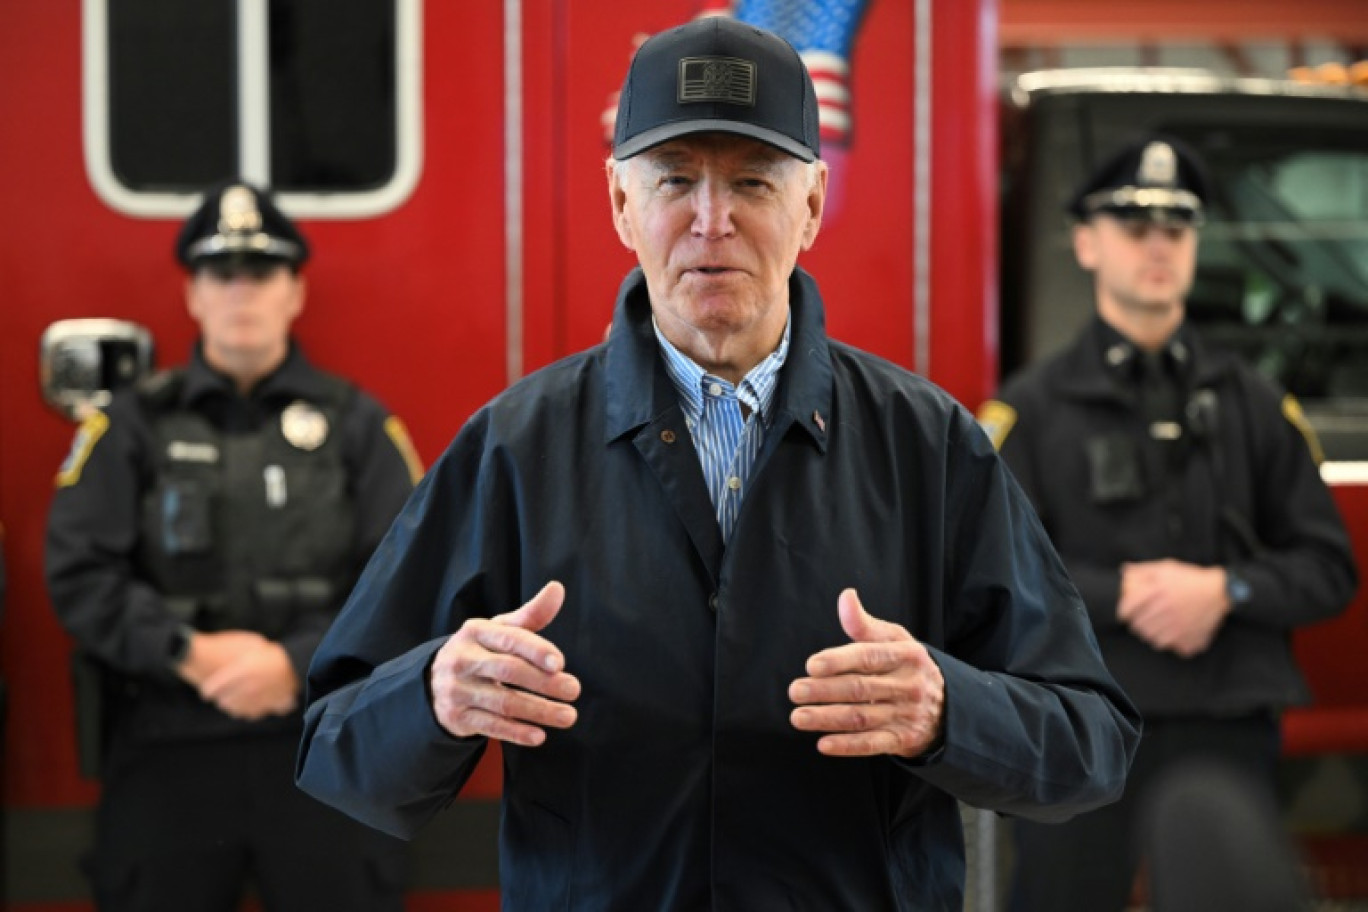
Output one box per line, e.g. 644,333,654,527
653,315,791,542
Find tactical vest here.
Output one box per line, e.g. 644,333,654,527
135,369,357,638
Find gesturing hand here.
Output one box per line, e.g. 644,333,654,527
429,581,581,747
789,589,945,758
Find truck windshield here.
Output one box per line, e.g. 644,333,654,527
1186,137,1368,407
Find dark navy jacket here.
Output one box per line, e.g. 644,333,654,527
987,317,1357,716
298,268,1140,911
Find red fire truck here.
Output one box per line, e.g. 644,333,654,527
0,1,1364,908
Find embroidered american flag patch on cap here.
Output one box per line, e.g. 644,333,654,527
678,57,757,105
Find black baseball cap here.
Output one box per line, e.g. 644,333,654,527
612,17,821,163
175,181,310,270
1067,135,1210,225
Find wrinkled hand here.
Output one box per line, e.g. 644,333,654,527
1118,559,1230,658
183,631,299,720
789,589,945,758
429,581,580,747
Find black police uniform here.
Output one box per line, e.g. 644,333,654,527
983,138,1359,911
45,183,421,912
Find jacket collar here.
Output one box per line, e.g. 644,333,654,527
1049,315,1230,401
179,340,322,406
604,267,832,452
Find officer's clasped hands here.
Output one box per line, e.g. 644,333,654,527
1118,559,1231,658
177,630,300,720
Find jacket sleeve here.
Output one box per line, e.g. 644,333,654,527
45,399,186,680
912,410,1142,822
296,409,512,839
276,391,421,679
1230,378,1358,630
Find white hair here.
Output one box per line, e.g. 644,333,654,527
608,152,821,190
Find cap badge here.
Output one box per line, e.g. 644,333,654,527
218,185,263,236
1137,142,1178,188
280,401,329,451
679,57,756,106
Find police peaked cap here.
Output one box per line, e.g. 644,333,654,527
612,16,821,163
176,181,310,269
1067,134,1211,223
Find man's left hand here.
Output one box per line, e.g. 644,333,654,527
789,589,945,758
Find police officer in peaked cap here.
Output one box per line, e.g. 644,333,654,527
981,135,1357,911
46,180,424,912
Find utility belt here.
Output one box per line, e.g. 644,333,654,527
163,575,338,639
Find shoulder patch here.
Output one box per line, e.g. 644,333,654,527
1281,394,1324,466
55,410,110,488
975,400,1018,451
384,416,425,485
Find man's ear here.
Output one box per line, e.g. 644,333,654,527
184,275,202,322
1073,223,1098,270
289,274,306,322
800,162,829,251
607,160,636,252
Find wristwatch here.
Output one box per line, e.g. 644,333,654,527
167,624,193,667
1225,569,1252,609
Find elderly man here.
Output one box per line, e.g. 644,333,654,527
298,17,1140,911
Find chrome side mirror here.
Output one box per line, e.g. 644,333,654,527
39,319,155,420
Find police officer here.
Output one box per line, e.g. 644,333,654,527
981,136,1359,911
46,182,422,912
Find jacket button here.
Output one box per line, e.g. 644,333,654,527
661,429,677,443
708,593,719,613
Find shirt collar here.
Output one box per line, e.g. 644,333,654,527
651,314,791,427
1091,316,1192,383
604,267,833,451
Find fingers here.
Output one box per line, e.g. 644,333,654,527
430,655,579,747
492,580,566,633
788,589,946,758
836,588,904,644
810,590,915,678
198,640,299,719
789,663,932,708
433,672,579,747
479,580,569,673
430,581,580,745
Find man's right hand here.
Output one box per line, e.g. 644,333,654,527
429,580,580,747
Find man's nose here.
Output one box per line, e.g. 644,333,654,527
692,183,735,239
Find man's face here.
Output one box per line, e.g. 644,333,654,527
1074,214,1199,323
186,258,303,367
609,134,826,366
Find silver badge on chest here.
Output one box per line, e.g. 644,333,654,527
280,400,329,451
